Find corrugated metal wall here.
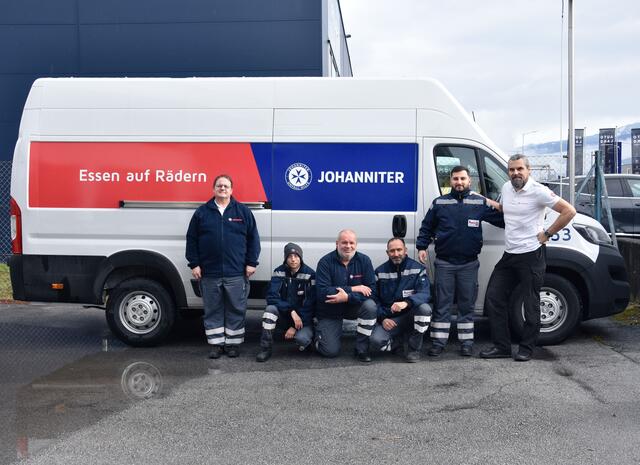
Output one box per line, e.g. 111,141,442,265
0,0,328,161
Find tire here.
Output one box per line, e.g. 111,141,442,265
106,278,176,347
510,273,581,345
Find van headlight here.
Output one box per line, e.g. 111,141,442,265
573,223,612,245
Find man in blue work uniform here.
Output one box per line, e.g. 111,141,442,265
315,229,377,363
369,238,432,363
186,174,261,359
256,242,315,362
417,166,503,357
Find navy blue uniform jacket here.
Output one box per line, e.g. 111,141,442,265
416,190,504,265
374,256,431,320
267,263,316,327
185,197,260,278
316,250,376,320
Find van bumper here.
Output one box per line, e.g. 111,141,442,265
584,245,629,319
9,254,105,304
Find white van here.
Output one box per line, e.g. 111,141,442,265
9,77,630,346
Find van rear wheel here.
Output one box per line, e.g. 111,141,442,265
510,273,581,345
106,278,176,347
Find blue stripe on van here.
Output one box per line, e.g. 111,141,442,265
271,143,418,211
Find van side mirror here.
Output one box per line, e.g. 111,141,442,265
392,215,407,238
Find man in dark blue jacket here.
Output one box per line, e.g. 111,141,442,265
370,238,432,363
315,229,377,363
186,174,260,359
417,166,503,357
256,243,316,362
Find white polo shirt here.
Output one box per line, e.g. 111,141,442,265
500,177,560,254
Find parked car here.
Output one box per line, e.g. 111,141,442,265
546,174,640,236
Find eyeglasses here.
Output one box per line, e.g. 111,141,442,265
215,184,231,189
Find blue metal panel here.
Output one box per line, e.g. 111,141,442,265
79,21,321,74
79,0,320,23
0,76,34,122
0,0,76,24
0,26,78,74
0,0,329,160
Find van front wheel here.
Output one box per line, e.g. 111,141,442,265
106,278,176,347
510,273,581,345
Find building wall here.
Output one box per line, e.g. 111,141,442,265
0,0,351,161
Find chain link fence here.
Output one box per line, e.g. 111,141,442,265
0,160,12,301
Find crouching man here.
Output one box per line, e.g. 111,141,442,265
256,243,316,362
370,238,432,363
315,229,377,363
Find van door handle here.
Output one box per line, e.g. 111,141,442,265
392,215,407,238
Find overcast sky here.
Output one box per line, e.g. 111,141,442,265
340,0,640,152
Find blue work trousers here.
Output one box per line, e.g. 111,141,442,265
370,303,432,353
315,299,377,357
431,258,479,348
201,275,249,347
260,305,314,350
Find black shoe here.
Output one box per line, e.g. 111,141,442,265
256,348,272,362
356,352,372,363
479,346,511,359
225,346,240,358
427,346,444,357
514,351,531,362
405,350,421,363
208,346,223,359
460,345,473,357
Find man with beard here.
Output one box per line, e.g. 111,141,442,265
315,229,377,363
370,238,432,363
480,154,575,362
417,166,504,357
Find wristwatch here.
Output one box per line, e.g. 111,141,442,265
543,229,553,239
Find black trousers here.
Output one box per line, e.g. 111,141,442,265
485,246,546,354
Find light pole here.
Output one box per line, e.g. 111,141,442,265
521,130,538,155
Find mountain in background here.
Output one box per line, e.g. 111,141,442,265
523,122,639,158
517,122,639,180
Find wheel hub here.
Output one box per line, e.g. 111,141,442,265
539,288,567,331
119,292,160,334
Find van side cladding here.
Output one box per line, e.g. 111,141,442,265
9,77,629,346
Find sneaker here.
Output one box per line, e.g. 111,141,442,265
405,350,421,363
460,345,473,357
225,346,240,358
256,348,272,362
208,346,223,359
427,346,444,357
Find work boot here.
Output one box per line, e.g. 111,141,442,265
225,346,240,358
427,345,444,357
208,346,223,359
256,348,272,362
460,345,473,357
405,350,421,363
356,351,372,363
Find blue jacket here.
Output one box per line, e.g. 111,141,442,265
316,250,376,320
185,197,260,278
266,262,316,327
416,190,504,265
374,257,431,320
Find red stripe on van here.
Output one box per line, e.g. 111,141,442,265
29,142,268,208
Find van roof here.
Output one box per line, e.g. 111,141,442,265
22,77,502,156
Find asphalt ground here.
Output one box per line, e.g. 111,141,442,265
1,303,639,465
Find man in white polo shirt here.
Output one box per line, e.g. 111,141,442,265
480,154,576,362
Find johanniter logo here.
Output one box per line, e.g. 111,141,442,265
286,163,312,190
